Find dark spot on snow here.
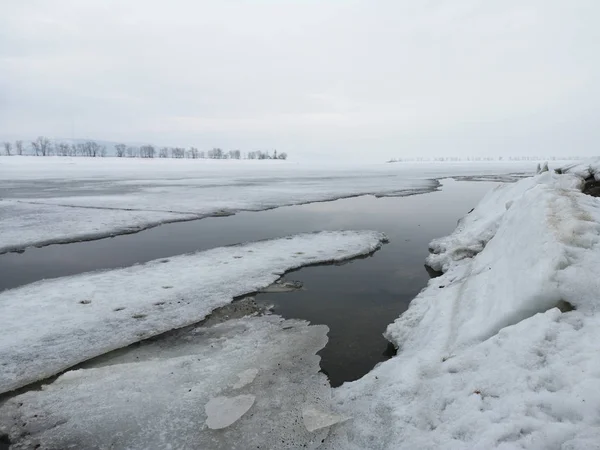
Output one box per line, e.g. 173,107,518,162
424,264,443,278
160,259,170,263
114,307,125,311
79,299,91,305
132,314,147,319
467,208,475,214
0,434,11,449
556,300,575,313
439,285,445,289
154,302,165,306
295,252,304,255
582,175,600,197
162,285,173,289
233,256,243,259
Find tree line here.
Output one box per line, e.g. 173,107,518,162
387,155,583,163
2,137,288,160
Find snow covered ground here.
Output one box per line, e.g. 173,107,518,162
2,157,597,449
0,230,386,394
320,160,600,449
0,156,561,254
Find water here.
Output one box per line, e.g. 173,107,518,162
0,179,499,386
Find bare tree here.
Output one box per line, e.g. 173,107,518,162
3,142,12,156
172,147,185,158
140,145,155,158
189,147,200,159
126,146,138,157
55,142,70,156
228,149,241,159
208,148,224,159
115,144,127,157
31,136,51,156
278,152,288,160
15,140,24,155
99,145,107,157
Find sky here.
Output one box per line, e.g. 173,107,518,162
1,0,599,160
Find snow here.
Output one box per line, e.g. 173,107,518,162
2,157,598,449
320,165,600,449
0,230,386,394
0,156,559,254
0,315,337,449
302,406,350,433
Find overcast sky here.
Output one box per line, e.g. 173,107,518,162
1,0,599,160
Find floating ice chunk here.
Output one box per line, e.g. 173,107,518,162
205,395,256,429
302,406,350,432
232,368,259,389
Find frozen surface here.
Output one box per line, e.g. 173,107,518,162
0,157,556,253
205,395,256,429
0,315,337,450
322,163,600,449
0,230,386,394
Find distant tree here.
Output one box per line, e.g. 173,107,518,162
126,146,138,157
140,145,155,158
228,149,241,159
81,141,102,157
158,147,169,158
278,152,288,160
31,136,51,156
55,142,70,156
115,144,127,157
208,147,224,159
171,147,185,158
189,147,200,159
3,142,12,156
15,140,24,155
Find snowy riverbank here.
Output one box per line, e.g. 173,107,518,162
323,160,600,449
2,160,599,449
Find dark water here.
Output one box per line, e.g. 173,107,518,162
0,179,499,387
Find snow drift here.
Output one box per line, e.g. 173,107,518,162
324,161,600,449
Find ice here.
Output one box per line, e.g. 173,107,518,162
320,162,600,449
302,406,350,432
232,368,259,389
0,315,335,449
0,230,386,394
0,157,559,254
205,395,256,429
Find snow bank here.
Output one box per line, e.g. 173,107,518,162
0,230,386,394
0,315,339,449
323,165,600,449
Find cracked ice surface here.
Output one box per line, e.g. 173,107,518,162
0,157,547,253
0,230,386,394
0,316,338,450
